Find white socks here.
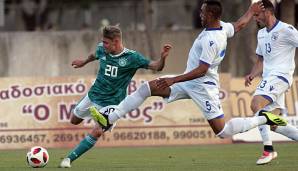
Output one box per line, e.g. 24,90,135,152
275,124,298,141
217,116,267,138
108,82,151,123
258,124,272,146
217,114,298,141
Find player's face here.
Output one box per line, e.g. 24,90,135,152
102,37,116,53
200,4,208,27
253,11,266,28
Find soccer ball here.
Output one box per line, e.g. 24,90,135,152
26,146,49,168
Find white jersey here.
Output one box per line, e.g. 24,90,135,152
185,21,234,86
256,20,298,85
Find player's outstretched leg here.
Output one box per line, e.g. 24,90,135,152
259,110,287,126
217,110,287,139
59,133,98,168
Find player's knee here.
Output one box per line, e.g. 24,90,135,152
250,102,259,113
216,124,230,139
91,127,103,138
70,118,80,125
70,113,83,125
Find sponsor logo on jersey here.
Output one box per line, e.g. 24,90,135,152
101,56,106,61
271,32,279,41
118,58,127,66
209,41,214,47
220,49,226,57
270,85,274,91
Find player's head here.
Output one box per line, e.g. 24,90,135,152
102,25,122,54
200,0,222,27
253,0,275,28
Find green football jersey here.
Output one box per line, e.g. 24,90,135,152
88,43,150,107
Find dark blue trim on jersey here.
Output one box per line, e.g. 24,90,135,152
205,26,223,31
267,20,279,33
261,95,273,103
203,81,216,85
256,54,263,58
199,60,211,66
277,76,289,84
211,114,224,120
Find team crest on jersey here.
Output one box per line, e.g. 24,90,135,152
271,32,279,41
118,58,127,66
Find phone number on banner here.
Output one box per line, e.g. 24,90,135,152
0,127,223,148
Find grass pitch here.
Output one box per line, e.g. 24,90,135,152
0,143,297,171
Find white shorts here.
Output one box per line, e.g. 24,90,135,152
165,80,224,120
73,94,102,119
254,76,289,111
74,95,118,132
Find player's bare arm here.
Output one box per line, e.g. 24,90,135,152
71,54,97,68
233,2,264,33
156,63,209,89
245,55,263,87
147,44,172,71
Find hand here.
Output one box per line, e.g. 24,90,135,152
71,59,86,68
250,1,264,14
161,44,172,59
244,74,254,87
156,77,175,90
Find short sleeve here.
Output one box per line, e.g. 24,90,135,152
221,21,234,38
255,31,263,56
135,52,150,69
95,43,105,60
256,42,263,56
285,25,298,47
199,38,217,65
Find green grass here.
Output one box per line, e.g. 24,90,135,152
0,143,298,171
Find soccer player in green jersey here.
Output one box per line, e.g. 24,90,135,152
59,25,172,168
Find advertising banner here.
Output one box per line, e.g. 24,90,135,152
0,74,231,149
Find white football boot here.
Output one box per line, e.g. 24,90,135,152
59,158,71,168
256,151,278,165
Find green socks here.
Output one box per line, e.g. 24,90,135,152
67,134,97,162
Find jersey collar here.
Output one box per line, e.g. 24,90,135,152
205,26,223,31
110,48,128,57
266,20,279,33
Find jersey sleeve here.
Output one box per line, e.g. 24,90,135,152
95,43,105,60
256,43,263,56
255,32,263,56
135,52,150,69
221,21,235,38
285,26,298,47
199,37,217,65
